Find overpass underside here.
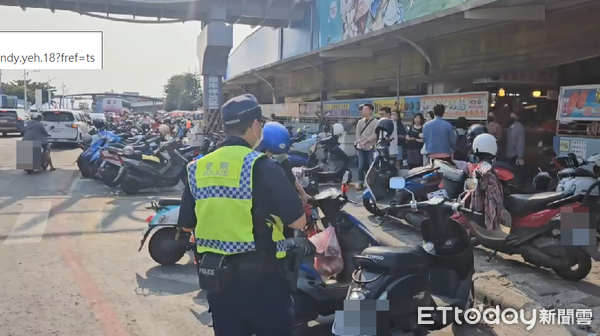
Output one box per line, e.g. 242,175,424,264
2,0,306,25
224,0,600,101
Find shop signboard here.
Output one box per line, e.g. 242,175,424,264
420,92,488,120
322,99,369,118
557,85,600,121
318,0,475,48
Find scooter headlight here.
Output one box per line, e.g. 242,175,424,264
348,290,366,300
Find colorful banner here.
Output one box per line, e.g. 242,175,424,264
264,92,489,120
372,96,420,118
318,0,474,48
557,85,600,120
420,92,488,120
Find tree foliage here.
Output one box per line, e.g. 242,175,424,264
163,72,202,112
0,80,56,103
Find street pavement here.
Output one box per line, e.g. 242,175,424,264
0,134,597,336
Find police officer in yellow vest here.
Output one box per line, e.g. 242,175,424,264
177,94,309,336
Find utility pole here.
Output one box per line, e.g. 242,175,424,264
23,69,39,110
0,69,3,95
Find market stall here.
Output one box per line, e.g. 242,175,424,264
554,84,600,160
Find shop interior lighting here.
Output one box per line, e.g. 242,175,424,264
532,90,542,97
498,88,505,97
490,103,495,107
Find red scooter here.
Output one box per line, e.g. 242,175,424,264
454,162,592,281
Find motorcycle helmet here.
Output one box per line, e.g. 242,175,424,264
158,124,171,137
141,122,150,133
331,123,345,136
260,122,291,155
472,133,498,158
375,118,395,139
466,124,488,148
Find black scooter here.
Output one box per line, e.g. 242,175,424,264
119,140,190,194
305,134,352,184
334,176,475,335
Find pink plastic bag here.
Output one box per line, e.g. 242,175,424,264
309,226,343,277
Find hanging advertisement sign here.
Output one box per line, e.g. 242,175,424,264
556,84,600,120
372,96,421,118
420,92,488,120
260,103,299,117
322,99,369,118
298,103,320,117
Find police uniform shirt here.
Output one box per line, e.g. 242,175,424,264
177,136,305,246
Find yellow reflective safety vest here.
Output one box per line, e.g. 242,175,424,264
187,145,287,259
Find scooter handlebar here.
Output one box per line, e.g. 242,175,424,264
389,199,482,216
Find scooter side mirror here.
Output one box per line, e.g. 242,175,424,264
389,177,406,190
464,178,478,192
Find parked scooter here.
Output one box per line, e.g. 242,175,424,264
294,175,381,330
362,158,442,217
333,176,474,335
457,162,593,281
119,140,192,194
96,135,161,187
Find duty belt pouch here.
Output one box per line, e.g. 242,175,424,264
196,253,232,291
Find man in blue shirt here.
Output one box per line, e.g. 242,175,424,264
422,104,457,161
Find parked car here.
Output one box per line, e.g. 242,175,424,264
42,109,90,144
0,108,29,136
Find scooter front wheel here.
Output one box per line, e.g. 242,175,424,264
363,197,385,217
121,176,142,194
148,227,187,265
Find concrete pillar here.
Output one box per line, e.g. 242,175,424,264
195,15,233,144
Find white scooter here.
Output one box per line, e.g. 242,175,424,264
533,142,599,199
555,152,600,197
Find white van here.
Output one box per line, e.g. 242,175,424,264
42,109,90,144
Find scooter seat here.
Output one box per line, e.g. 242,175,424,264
557,167,596,179
359,246,429,270
505,191,572,216
158,198,182,206
406,166,436,179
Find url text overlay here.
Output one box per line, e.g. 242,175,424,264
0,31,102,70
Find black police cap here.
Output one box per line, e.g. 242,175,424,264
221,94,268,125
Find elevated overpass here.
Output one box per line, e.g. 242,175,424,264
223,0,600,104
0,0,307,26
0,0,312,134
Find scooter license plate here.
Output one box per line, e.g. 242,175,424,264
427,189,448,200
331,317,366,336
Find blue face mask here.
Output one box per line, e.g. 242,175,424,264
469,153,478,163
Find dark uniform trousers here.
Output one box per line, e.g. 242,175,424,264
207,270,294,336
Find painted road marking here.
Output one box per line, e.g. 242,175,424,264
3,201,52,245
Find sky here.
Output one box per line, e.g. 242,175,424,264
0,7,255,97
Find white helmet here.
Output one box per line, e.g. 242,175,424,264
158,124,170,137
332,123,345,136
472,133,498,157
